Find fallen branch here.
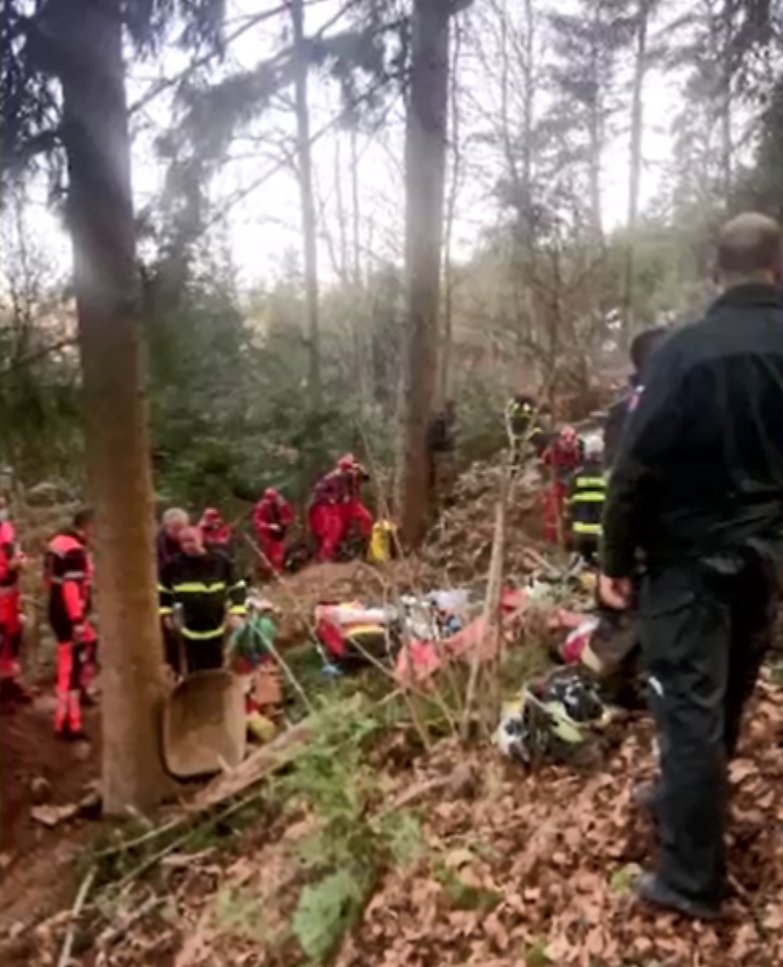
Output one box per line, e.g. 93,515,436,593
56,866,96,967
95,894,163,961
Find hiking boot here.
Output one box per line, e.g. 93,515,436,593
635,872,721,921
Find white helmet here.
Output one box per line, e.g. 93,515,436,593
582,432,604,461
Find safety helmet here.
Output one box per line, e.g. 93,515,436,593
582,433,604,461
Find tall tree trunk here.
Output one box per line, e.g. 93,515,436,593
398,0,451,546
587,4,604,243
621,0,650,346
439,18,463,404
719,0,735,200
44,0,166,814
350,128,362,288
291,0,321,409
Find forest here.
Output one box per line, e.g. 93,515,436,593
1,0,783,964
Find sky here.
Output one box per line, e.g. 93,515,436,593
10,0,692,292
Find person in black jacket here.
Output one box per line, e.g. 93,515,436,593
427,400,457,507
159,526,247,674
603,326,668,469
600,212,783,919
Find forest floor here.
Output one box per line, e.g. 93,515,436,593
4,458,783,966
4,677,783,967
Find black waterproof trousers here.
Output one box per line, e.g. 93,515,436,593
641,542,781,905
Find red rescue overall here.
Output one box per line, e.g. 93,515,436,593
254,489,293,572
542,428,584,544
0,517,22,678
45,530,93,735
339,457,373,543
308,471,345,562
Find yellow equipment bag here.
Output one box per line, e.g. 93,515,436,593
369,519,396,564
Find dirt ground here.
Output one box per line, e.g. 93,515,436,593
0,693,101,930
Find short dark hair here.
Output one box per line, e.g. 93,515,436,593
717,213,782,278
73,507,94,531
630,327,668,373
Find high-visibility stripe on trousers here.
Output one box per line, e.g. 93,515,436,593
55,640,83,733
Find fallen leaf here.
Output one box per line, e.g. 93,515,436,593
730,759,758,783
30,803,79,828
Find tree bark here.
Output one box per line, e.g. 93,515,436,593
399,0,451,546
587,22,604,244
719,0,735,200
439,18,463,404
43,0,166,814
621,0,650,346
291,0,322,409
350,128,362,288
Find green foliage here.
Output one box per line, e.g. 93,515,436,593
281,698,428,963
380,809,426,871
433,859,502,913
214,883,269,943
526,941,552,967
144,243,392,513
292,867,367,965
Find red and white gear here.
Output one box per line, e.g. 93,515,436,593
199,508,233,549
541,428,584,544
254,488,293,573
308,471,345,562
0,516,23,680
45,529,93,735
340,461,373,545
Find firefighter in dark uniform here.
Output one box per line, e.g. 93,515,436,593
159,525,247,674
600,212,783,919
568,436,606,565
505,394,547,464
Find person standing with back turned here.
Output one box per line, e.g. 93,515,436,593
600,213,783,919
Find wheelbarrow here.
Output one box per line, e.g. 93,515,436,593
162,623,247,779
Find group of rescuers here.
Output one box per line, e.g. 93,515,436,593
1,210,782,921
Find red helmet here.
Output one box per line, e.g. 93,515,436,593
200,508,221,529
337,454,356,471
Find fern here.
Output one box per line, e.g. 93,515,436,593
292,868,366,965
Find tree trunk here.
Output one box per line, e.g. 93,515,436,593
44,0,166,814
719,0,735,200
350,128,362,288
398,0,451,546
621,0,650,347
439,18,463,404
291,0,322,409
587,4,604,243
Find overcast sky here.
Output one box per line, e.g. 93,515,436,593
13,0,691,292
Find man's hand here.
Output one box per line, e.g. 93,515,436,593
599,575,633,610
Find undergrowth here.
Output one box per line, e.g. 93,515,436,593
271,697,426,965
